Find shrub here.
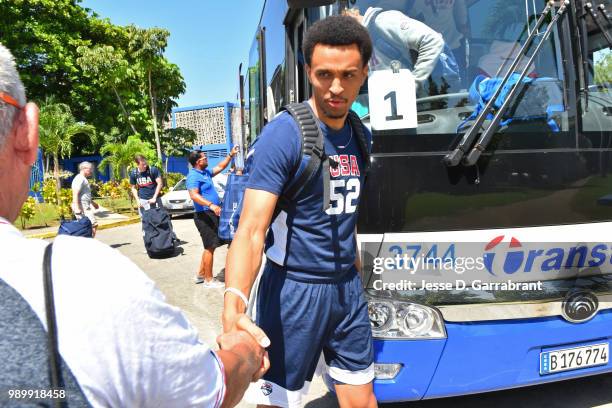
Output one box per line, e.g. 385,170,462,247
119,178,132,198
89,180,101,198
165,172,184,189
119,179,137,214
58,188,73,220
19,197,37,229
41,178,58,205
98,181,122,212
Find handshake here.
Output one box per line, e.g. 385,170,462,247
215,313,270,408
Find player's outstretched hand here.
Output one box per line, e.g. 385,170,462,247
218,313,270,381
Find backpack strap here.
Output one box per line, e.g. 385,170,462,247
346,110,370,175
43,243,66,408
280,102,331,211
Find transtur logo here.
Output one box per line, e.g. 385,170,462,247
482,236,612,276
483,235,523,276
261,382,273,396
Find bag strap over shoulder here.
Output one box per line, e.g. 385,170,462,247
43,243,66,408
346,110,370,174
281,102,331,211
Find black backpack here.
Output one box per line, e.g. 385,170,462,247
279,102,370,211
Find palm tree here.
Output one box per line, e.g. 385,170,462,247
38,97,96,198
99,135,158,179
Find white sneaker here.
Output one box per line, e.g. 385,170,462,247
202,278,224,288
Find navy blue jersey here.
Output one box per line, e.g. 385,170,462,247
246,111,372,282
129,166,160,200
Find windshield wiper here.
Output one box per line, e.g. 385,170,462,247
461,1,569,166
599,3,612,24
443,1,556,167
585,2,612,47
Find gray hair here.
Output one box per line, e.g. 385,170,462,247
79,161,93,171
0,43,26,147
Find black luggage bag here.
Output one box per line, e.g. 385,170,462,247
142,207,176,258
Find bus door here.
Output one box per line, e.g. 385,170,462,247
284,7,310,104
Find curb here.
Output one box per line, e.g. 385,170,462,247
26,216,141,240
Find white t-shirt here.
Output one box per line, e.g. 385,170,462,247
0,218,225,407
71,173,92,210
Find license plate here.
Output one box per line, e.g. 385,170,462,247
540,343,609,375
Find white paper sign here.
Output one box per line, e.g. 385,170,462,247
368,68,417,131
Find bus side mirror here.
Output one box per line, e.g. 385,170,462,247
287,0,336,8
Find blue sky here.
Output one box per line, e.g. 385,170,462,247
82,0,265,108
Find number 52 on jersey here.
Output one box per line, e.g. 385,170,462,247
368,69,418,131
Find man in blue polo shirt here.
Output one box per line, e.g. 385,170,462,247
187,146,238,287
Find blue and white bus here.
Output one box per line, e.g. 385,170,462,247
241,0,612,402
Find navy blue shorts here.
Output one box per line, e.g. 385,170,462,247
245,262,373,406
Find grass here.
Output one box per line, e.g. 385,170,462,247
14,196,138,230
96,196,138,216
15,202,61,230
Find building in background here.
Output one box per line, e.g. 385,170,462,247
171,102,245,171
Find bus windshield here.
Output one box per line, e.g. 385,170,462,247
351,0,568,138
346,0,612,233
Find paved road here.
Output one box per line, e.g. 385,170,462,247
95,218,612,408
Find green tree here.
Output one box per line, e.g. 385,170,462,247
161,127,196,173
152,59,186,132
127,26,170,161
0,0,92,105
77,44,139,135
100,135,158,179
0,0,126,141
0,1,185,154
38,98,96,196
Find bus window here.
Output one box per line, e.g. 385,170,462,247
351,0,570,148
581,0,612,136
248,31,264,142
259,2,287,120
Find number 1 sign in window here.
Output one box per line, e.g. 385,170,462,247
368,68,418,131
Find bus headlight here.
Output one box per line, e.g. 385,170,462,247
367,295,446,339
368,301,394,332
